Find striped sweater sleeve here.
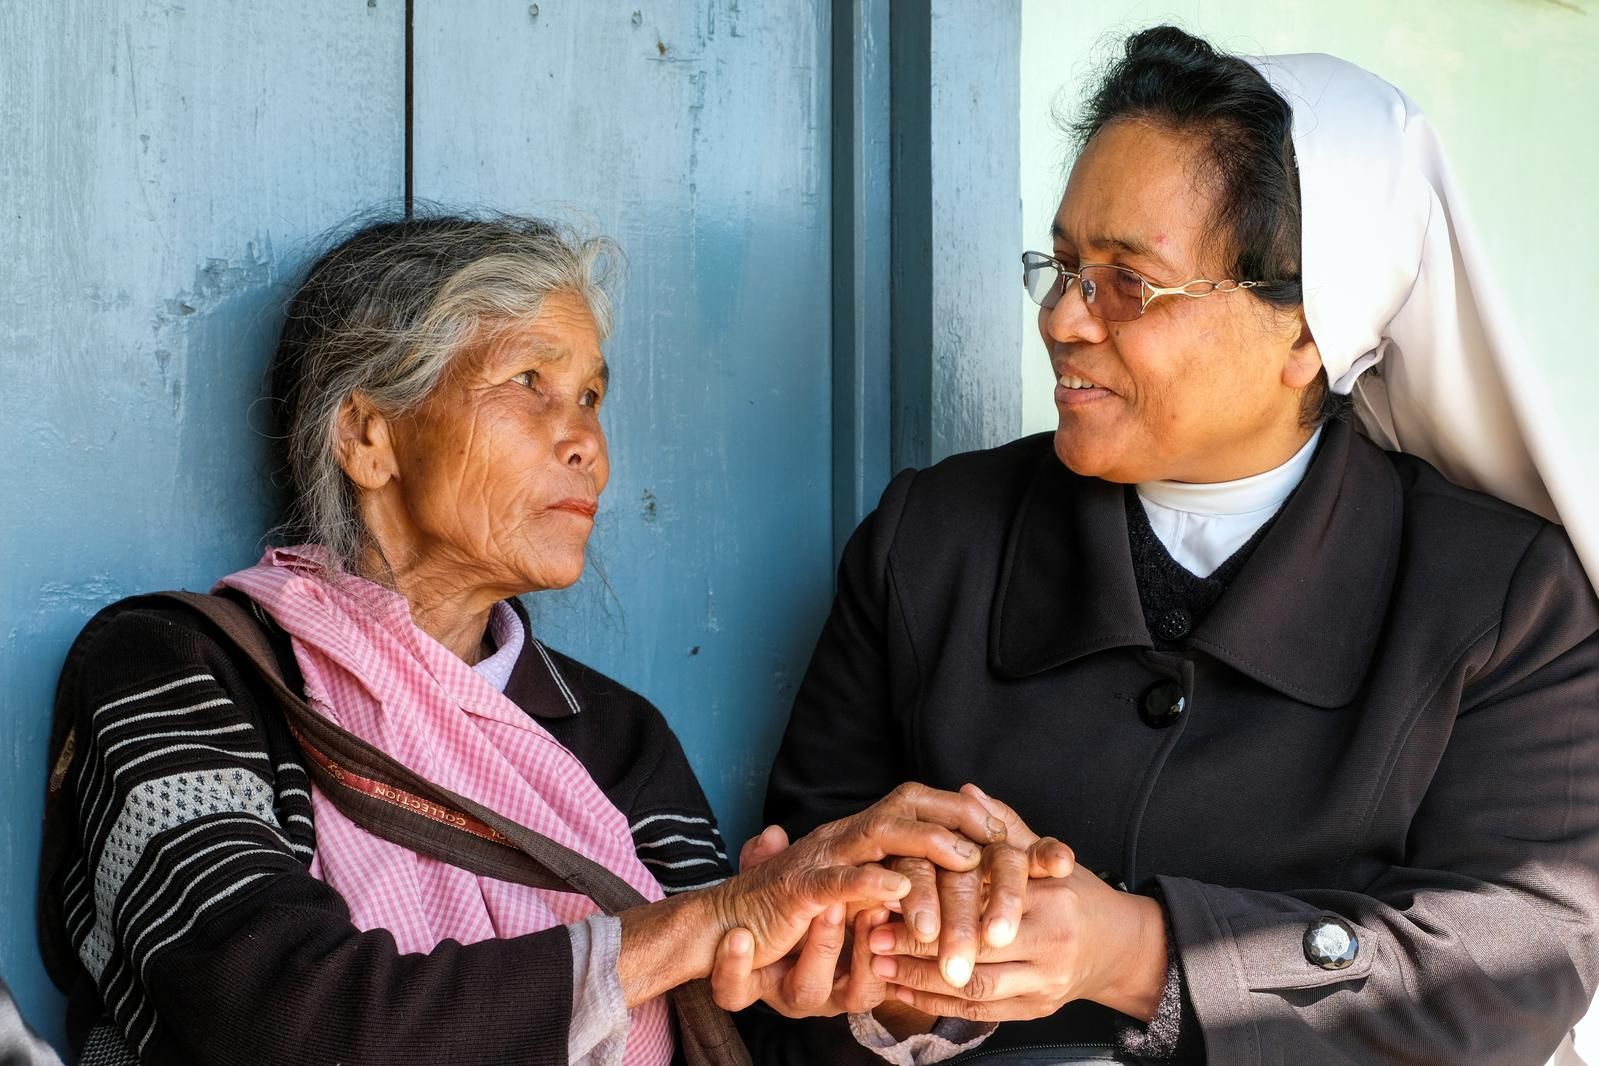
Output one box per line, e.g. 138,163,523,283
57,608,577,1066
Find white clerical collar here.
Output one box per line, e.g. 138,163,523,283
1134,428,1322,578
1137,428,1322,517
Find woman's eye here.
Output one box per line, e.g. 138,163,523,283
511,370,538,389
580,388,602,408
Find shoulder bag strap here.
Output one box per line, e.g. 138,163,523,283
156,591,749,1066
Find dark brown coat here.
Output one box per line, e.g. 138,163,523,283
765,419,1599,1065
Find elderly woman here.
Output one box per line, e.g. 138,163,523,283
740,27,1599,1066
38,216,1064,1066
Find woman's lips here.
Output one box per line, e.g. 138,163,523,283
549,498,599,519
1054,383,1114,409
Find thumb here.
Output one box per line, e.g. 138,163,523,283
739,824,791,871
960,783,1039,847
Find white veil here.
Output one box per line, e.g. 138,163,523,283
1247,52,1596,589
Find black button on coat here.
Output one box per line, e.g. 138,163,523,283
763,419,1599,1065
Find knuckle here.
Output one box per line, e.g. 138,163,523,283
862,811,894,840
794,977,829,1010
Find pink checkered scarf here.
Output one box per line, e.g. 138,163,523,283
218,546,672,1065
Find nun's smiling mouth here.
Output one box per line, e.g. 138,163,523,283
1056,373,1114,407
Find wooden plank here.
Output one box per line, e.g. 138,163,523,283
891,0,1023,468
412,0,834,847
0,0,404,1047
831,0,894,561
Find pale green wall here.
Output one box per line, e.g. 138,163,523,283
1018,0,1599,471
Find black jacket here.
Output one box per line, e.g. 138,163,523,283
765,419,1599,1065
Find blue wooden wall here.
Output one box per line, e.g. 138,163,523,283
0,1,1020,1052
411,1,838,862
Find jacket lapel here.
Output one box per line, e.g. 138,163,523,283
988,420,1402,709
1189,419,1402,708
504,597,585,719
990,448,1150,678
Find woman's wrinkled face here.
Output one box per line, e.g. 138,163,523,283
380,289,610,596
1043,120,1318,484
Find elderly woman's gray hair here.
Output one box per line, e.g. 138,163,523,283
269,213,620,574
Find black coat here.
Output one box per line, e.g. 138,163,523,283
764,419,1599,1065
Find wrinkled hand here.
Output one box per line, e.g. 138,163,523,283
867,864,1168,1024
712,902,897,1017
887,784,1075,990
709,825,893,1017
703,783,1009,970
708,783,1076,1019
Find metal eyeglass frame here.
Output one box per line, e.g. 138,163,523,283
1021,251,1261,321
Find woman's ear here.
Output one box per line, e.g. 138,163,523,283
335,392,399,491
1281,306,1323,390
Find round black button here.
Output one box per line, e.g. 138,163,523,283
1155,606,1192,641
1303,916,1359,970
1139,680,1185,728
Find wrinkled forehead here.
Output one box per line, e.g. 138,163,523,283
462,295,609,378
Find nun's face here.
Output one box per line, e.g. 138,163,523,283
1040,120,1321,484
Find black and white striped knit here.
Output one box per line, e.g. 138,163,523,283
43,595,732,1066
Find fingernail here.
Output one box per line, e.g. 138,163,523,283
825,903,845,924
943,956,973,988
730,929,752,955
986,816,1007,839
871,956,897,979
969,783,990,800
868,928,896,953
896,987,915,1004
955,839,978,858
913,911,938,938
986,918,1012,945
883,873,912,896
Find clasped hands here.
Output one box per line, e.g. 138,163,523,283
701,782,1168,1031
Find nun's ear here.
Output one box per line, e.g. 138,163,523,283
1281,307,1323,390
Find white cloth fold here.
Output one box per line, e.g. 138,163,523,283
1247,52,1595,587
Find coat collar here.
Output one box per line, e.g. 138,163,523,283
503,597,585,718
989,419,1402,708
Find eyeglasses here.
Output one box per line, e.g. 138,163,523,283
1021,251,1261,322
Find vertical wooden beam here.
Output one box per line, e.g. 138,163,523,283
890,1,1023,470
831,0,894,560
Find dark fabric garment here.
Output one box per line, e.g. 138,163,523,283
1112,488,1281,1059
41,595,730,1066
1122,486,1280,653
760,419,1599,1066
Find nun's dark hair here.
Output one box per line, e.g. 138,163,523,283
1075,25,1347,427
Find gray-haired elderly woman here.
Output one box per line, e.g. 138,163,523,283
39,215,1069,1066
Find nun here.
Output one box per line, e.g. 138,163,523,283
736,25,1599,1066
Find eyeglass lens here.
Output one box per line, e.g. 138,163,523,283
1022,254,1147,322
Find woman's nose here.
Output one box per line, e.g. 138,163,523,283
559,413,603,469
1042,279,1110,346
